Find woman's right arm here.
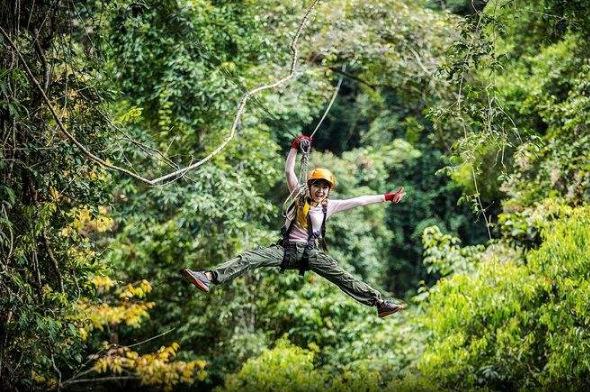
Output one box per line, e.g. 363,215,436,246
285,147,299,193
285,135,311,193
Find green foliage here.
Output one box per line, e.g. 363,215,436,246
0,1,121,386
405,1,590,390
415,207,590,390
1,1,216,389
109,0,259,147
267,279,367,348
383,146,490,294
432,0,590,210
220,338,326,392
422,225,485,276
306,0,459,153
108,0,329,159
527,209,590,387
487,32,590,216
220,334,419,392
6,0,590,389
426,0,487,15
498,198,575,249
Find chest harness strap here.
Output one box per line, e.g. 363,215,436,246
279,200,327,276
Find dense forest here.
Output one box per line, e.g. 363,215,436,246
1,0,589,390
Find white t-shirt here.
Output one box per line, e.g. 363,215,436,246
285,196,385,243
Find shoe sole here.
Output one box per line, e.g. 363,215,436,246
180,269,209,293
378,305,406,318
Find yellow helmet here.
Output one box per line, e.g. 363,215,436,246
307,168,336,188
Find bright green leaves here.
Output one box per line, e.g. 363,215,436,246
221,338,325,392
422,226,484,276
527,207,590,280
417,207,590,389
108,0,284,158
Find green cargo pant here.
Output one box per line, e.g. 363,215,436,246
210,243,382,307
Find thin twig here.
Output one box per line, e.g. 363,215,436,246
32,29,51,91
51,353,63,391
43,230,64,292
31,249,43,294
62,375,137,386
62,328,176,387
95,108,180,171
30,0,61,47
408,47,433,75
453,5,492,241
1,202,14,266
126,327,176,349
328,66,376,90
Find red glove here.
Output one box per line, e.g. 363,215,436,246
385,187,405,203
291,135,312,150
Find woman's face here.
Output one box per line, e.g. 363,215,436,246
309,180,331,203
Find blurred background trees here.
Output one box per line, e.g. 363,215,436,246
1,0,589,390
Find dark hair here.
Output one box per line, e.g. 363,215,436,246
308,179,332,188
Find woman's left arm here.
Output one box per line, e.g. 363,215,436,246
329,188,405,215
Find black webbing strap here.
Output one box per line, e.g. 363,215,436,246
319,203,328,251
279,220,295,273
279,197,299,273
279,200,328,275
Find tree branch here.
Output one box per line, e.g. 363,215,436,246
0,0,321,185
62,375,137,386
43,230,64,293
327,66,377,90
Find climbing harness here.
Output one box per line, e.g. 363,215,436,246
279,196,328,276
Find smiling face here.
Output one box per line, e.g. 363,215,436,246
308,179,331,204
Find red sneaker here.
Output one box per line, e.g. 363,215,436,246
180,269,210,293
376,300,406,318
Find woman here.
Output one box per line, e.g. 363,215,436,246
181,135,406,317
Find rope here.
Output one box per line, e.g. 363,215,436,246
282,141,310,221
310,66,345,139
282,68,345,218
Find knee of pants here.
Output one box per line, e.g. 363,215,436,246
307,251,339,272
243,245,284,268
